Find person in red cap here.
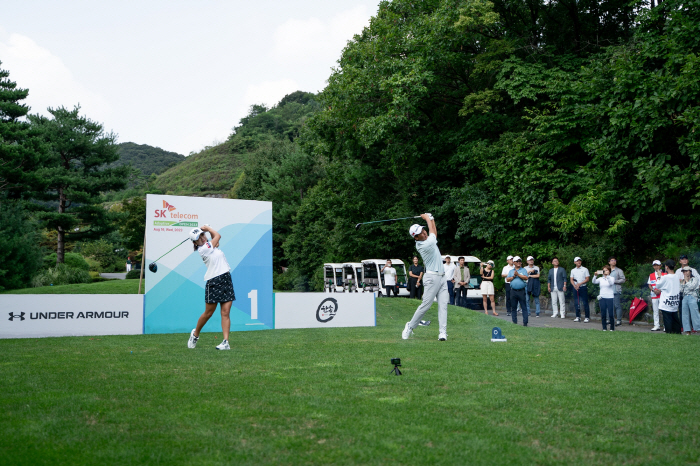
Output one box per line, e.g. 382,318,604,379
648,260,666,331
402,214,449,341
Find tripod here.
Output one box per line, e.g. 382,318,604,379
390,364,402,376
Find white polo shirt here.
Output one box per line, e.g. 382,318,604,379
443,261,456,282
416,233,444,275
198,241,231,281
383,267,396,286
570,266,590,285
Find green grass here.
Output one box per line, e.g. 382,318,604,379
1,279,143,294
2,299,699,465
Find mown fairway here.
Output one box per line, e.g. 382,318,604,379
2,298,699,465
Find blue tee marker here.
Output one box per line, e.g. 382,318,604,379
491,327,507,342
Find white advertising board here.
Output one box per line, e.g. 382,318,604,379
0,295,143,339
274,293,375,329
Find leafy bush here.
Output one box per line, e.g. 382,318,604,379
76,239,124,273
85,257,101,272
32,264,92,287
43,252,90,271
126,270,142,279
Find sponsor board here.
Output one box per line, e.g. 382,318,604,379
274,293,375,329
0,295,143,339
145,195,273,334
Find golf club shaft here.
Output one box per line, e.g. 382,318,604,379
152,238,189,263
359,216,421,226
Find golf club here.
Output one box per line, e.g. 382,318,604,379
355,216,422,230
148,238,190,273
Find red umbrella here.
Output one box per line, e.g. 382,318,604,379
629,297,648,324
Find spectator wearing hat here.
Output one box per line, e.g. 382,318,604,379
502,256,515,316
654,259,681,334
452,257,470,307
570,257,591,322
443,256,457,305
679,266,700,335
608,256,626,326
524,256,541,317
675,254,699,329
648,260,666,331
506,256,529,326
548,257,567,318
480,260,498,316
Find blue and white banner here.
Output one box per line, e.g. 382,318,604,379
145,195,273,334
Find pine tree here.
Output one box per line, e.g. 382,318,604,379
29,106,129,264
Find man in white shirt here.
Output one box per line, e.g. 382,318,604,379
501,256,514,316
443,256,457,305
656,259,681,334
570,257,590,322
403,214,449,341
381,260,398,297
548,257,567,318
608,256,626,326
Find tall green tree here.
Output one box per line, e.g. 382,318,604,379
0,61,43,197
29,106,129,264
119,196,146,251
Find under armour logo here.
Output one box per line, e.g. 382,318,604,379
8,312,25,321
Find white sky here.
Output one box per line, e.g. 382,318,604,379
0,1,375,155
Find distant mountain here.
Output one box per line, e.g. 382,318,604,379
115,142,185,177
151,91,320,196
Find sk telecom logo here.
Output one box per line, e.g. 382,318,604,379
8,312,25,321
163,200,176,212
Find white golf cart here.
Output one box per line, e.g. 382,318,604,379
361,259,409,297
323,263,346,293
443,255,484,309
341,262,365,292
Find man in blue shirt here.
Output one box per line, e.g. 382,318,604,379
506,256,529,326
402,213,450,341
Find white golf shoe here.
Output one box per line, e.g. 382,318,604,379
438,333,447,341
187,329,198,349
402,322,413,340
216,339,230,350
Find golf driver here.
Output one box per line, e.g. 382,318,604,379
148,224,211,273
148,238,189,273
355,216,422,230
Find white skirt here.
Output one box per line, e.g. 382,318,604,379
481,280,495,296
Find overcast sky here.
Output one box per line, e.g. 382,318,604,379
1,1,376,155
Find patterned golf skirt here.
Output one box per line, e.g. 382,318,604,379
205,272,236,304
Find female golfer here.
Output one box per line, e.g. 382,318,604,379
187,225,235,350
480,260,498,316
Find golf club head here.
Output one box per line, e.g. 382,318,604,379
355,223,362,230
148,262,157,273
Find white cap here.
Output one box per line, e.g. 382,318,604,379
513,256,522,262
189,227,203,241
487,260,495,266
506,255,513,260
574,256,582,262
652,260,661,266
526,256,534,261
409,224,423,238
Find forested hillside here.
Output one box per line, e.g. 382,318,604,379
114,142,185,177
150,91,320,196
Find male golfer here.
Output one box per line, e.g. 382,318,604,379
402,213,449,341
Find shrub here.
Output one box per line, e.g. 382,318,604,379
32,264,92,287
85,257,101,272
126,270,142,279
43,252,90,271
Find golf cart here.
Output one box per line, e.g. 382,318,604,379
341,262,364,292
443,255,484,310
361,259,409,297
323,263,345,293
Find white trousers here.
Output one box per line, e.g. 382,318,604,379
551,289,566,317
409,274,449,335
652,299,660,328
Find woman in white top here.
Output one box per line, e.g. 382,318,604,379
480,260,498,316
187,225,235,350
593,265,616,331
